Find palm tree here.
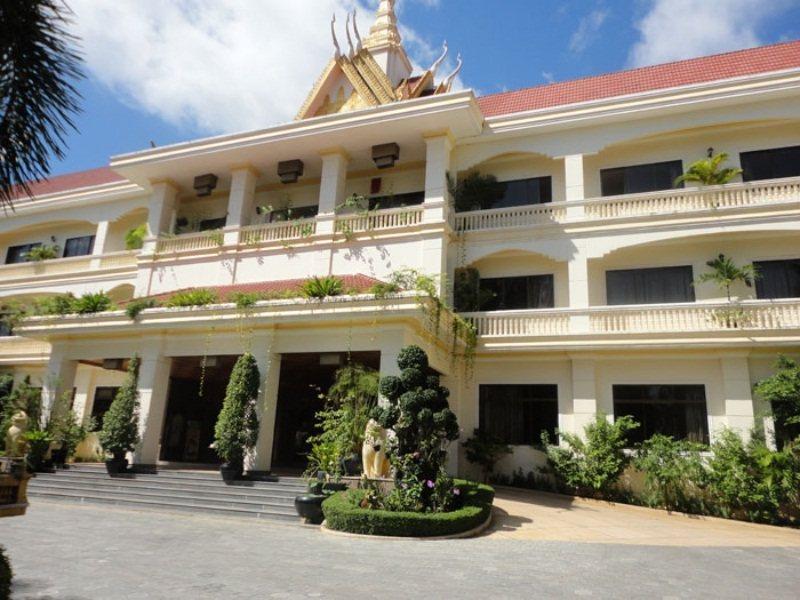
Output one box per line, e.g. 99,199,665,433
674,153,743,188
0,1,83,211
696,254,759,301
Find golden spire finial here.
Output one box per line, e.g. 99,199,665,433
365,0,401,49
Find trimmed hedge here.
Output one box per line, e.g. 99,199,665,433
0,545,11,600
322,480,495,538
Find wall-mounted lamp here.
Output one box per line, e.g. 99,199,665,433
372,143,400,169
193,174,218,197
277,160,305,184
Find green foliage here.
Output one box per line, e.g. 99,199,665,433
72,291,113,314
754,356,800,444
634,434,708,512
1,377,42,442
47,392,95,460
24,244,59,261
449,171,507,213
453,267,480,312
300,276,344,300
166,288,219,308
125,298,158,320
322,480,494,537
98,356,140,459
0,544,12,599
674,152,743,187
125,224,148,250
24,429,53,471
542,415,639,497
372,345,459,511
213,353,260,469
33,293,76,316
463,428,513,483
229,292,261,309
696,254,760,301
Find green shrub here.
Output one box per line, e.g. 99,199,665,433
73,292,113,314
125,224,148,250
24,429,53,471
449,171,507,213
754,356,800,446
166,288,218,308
229,292,261,309
24,244,59,261
125,298,158,320
1,377,42,446
542,414,639,498
213,353,260,470
48,392,96,461
634,434,708,513
33,294,76,316
323,480,494,537
463,428,512,483
0,545,11,600
98,356,140,460
300,276,344,300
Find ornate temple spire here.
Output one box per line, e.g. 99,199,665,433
364,0,402,50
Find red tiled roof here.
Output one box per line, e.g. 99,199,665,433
148,274,386,303
14,166,126,199
478,40,800,118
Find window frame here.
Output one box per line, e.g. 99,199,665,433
62,235,96,258
479,274,555,311
754,258,800,300
493,176,553,209
90,386,121,426
740,145,800,183
600,160,684,197
606,265,696,306
479,384,559,446
5,242,42,265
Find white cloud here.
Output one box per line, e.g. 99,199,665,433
541,71,555,84
569,9,609,54
629,0,793,67
67,0,448,135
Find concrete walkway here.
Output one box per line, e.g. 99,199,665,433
491,487,800,547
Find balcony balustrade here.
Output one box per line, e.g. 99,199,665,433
240,219,317,245
335,205,424,235
0,251,137,282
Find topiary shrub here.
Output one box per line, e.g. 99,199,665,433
98,356,140,461
214,353,260,475
0,545,11,600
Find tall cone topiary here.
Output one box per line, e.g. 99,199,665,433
214,353,260,475
98,356,140,461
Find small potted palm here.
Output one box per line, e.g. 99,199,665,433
214,353,260,482
98,356,140,475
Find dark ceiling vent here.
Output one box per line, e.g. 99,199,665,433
193,174,218,197
278,160,305,184
372,143,400,169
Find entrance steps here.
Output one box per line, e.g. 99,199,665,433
28,464,307,522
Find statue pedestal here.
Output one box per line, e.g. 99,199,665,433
0,458,30,518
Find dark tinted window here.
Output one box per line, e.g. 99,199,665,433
494,177,552,208
5,243,41,264
614,384,709,445
740,145,800,182
480,275,554,311
601,160,683,196
755,259,800,299
199,217,227,231
63,235,95,258
606,266,695,305
91,387,120,426
269,205,318,222
368,191,424,210
480,384,558,445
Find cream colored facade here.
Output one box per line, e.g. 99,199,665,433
2,4,799,478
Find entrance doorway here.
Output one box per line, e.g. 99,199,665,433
271,352,380,471
160,356,237,464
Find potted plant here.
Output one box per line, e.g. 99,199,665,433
98,356,141,475
294,480,329,524
23,429,54,472
214,353,260,482
674,152,742,187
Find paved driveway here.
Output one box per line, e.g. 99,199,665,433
1,496,799,599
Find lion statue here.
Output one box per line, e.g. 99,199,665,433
5,410,29,458
362,419,391,479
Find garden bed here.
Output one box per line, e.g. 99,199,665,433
322,480,494,538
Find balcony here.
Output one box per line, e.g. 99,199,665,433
463,299,800,348
0,336,51,364
0,251,138,288
453,177,800,233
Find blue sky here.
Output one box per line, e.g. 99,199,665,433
52,0,800,176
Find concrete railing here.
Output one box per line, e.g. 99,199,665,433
240,219,317,245
155,231,223,254
453,203,567,232
335,206,424,234
0,337,51,362
462,310,571,337
0,251,137,281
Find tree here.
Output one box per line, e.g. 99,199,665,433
674,152,742,187
696,254,759,302
463,428,512,483
214,353,260,473
98,356,140,461
0,1,83,211
754,356,800,446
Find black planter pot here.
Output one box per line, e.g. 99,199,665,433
51,446,68,469
294,494,327,524
220,463,243,483
105,456,128,476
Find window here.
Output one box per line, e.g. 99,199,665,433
494,177,552,208
5,243,41,265
269,205,318,222
740,145,800,182
601,160,683,196
368,191,424,210
91,387,120,426
199,217,227,231
63,235,95,258
606,266,695,305
613,384,709,445
755,259,800,299
479,275,554,311
479,384,558,445
0,319,12,337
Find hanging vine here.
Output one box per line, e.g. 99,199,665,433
198,326,214,398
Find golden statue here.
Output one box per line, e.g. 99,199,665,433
362,419,390,479
5,411,29,458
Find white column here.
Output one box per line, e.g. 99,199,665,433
134,352,172,468
224,166,259,245
41,349,78,425
92,220,111,255
142,181,179,254
316,149,349,236
250,333,282,474
570,358,598,436
564,154,585,219
568,249,590,333
720,356,756,442
423,132,453,224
